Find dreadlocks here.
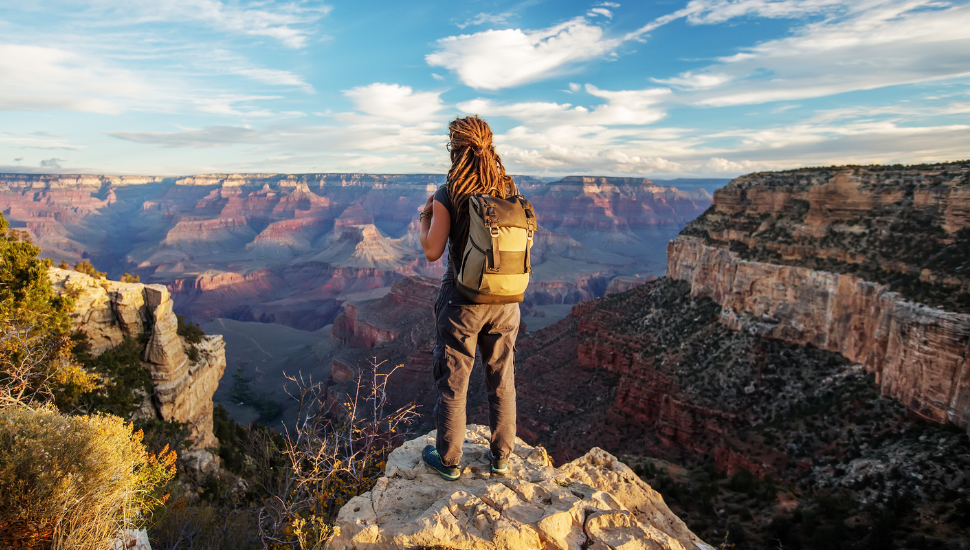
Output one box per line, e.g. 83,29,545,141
445,116,519,270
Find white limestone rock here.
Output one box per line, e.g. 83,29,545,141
327,425,711,550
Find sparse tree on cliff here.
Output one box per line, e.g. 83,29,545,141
0,214,97,408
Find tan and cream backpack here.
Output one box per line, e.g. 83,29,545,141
455,193,537,304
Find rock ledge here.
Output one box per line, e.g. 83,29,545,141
328,425,710,550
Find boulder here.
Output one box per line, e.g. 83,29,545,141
327,425,711,550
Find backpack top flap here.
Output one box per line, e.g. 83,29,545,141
469,194,537,230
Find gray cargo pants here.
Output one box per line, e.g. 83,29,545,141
433,281,519,467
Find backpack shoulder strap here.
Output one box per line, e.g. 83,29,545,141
480,195,501,273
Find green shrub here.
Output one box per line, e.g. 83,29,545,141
176,315,204,344
72,260,106,280
0,405,176,550
121,273,141,283
74,336,153,418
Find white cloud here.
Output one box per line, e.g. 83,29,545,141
669,1,970,106
456,12,513,29
341,83,446,124
428,0,855,91
82,0,329,48
427,17,621,90
458,84,669,127
0,43,153,113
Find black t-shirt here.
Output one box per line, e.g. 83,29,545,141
432,185,462,281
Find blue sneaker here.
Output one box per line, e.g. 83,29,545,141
487,451,509,475
422,445,461,481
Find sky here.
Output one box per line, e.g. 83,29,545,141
1,0,969,178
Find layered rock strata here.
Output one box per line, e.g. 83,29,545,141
325,276,441,422
0,172,713,331
668,236,970,429
327,424,710,550
49,268,226,447
668,162,970,431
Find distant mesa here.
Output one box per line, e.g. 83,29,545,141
0,171,716,331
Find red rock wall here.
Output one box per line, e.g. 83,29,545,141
668,235,970,429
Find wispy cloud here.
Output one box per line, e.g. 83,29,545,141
459,84,670,126
108,126,263,148
456,12,513,29
0,43,153,113
79,0,330,48
678,1,970,106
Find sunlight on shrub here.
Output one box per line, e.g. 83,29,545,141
0,405,176,550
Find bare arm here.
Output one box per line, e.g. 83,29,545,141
420,198,450,262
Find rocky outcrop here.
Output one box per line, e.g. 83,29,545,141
679,162,970,312
604,275,657,296
668,236,970,429
327,424,711,550
49,268,226,447
668,162,970,431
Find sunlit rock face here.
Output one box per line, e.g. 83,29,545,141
667,161,970,431
1,173,712,330
326,424,711,550
49,268,226,448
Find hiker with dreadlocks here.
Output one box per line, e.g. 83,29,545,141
418,115,537,480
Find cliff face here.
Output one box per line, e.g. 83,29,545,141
668,237,970,429
679,162,970,311
49,268,226,448
327,424,710,550
668,161,970,431
325,276,441,421
511,277,970,546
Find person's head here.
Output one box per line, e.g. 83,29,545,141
446,116,515,200
444,115,519,268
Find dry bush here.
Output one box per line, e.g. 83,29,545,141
0,323,98,410
148,490,260,550
256,361,418,549
0,405,176,550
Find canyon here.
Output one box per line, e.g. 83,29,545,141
0,173,713,333
324,161,970,547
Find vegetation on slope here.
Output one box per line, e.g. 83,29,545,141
0,213,175,549
681,161,970,312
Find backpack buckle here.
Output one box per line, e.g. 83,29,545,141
490,227,499,237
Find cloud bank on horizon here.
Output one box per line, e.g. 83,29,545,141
0,0,968,178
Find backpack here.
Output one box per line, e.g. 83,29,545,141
455,193,537,304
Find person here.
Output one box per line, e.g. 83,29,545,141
418,116,521,480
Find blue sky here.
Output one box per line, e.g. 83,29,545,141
1,0,969,177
